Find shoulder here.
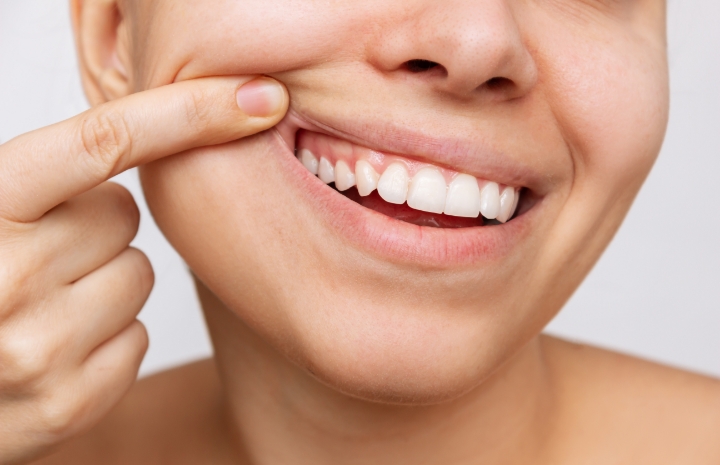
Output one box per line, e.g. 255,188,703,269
31,359,235,465
541,335,720,464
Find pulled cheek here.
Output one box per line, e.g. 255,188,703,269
140,132,281,261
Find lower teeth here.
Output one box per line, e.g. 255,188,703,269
339,186,486,228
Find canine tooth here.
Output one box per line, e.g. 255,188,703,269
496,187,516,223
444,174,481,218
334,160,356,192
318,157,335,184
479,182,500,219
355,160,380,196
407,168,447,214
300,149,319,175
377,162,410,204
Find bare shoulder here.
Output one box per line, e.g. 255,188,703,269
541,335,720,464
31,359,236,465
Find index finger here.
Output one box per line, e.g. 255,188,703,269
0,76,288,223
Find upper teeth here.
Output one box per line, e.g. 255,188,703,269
407,167,446,214
299,149,520,223
355,160,380,196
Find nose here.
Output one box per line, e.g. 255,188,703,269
369,0,538,100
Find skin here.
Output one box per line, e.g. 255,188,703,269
0,75,288,464
2,0,718,463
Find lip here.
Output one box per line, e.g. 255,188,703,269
269,110,544,268
277,108,550,196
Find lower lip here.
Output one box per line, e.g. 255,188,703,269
269,130,536,268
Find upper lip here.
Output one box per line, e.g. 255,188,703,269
276,106,549,193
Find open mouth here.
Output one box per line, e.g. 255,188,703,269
295,130,522,229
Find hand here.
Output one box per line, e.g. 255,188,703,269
0,76,288,464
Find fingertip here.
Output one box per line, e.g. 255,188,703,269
236,77,288,118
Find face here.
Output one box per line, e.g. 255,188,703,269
122,0,668,403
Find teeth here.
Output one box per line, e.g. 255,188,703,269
334,160,356,192
297,138,521,223
496,187,516,223
318,157,335,184
511,189,520,217
407,167,447,214
355,160,380,196
377,162,410,205
479,182,500,220
444,174,481,218
300,149,319,175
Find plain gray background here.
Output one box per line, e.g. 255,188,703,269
1,2,718,378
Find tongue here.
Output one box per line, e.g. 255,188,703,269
341,189,483,228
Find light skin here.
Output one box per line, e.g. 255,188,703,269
0,74,289,463
0,0,719,464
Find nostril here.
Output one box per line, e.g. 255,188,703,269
485,77,513,91
405,59,441,73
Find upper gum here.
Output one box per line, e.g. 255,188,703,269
297,131,516,190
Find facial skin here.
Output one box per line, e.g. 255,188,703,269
88,0,668,405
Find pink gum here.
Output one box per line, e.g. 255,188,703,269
297,131,516,192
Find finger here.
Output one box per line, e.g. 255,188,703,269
29,182,140,284
0,76,289,222
47,320,149,442
0,248,150,392
67,247,153,355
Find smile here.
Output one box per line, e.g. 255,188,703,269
295,130,521,228
271,110,544,266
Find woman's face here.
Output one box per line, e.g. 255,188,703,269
128,0,668,403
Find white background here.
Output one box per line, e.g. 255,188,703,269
1,2,718,378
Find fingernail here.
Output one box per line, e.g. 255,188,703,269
236,78,285,117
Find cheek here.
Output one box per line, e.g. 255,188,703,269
136,0,394,86
512,13,669,314
139,132,328,360
543,32,669,197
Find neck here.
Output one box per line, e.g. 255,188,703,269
197,280,555,465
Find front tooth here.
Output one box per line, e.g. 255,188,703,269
377,162,410,204
479,182,500,219
496,186,516,223
407,167,447,214
355,160,379,196
300,149,319,175
318,157,335,184
444,174,481,218
334,160,356,192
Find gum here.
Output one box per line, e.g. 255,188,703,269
296,130,516,192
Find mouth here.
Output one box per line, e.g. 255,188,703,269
295,130,521,228
272,110,543,266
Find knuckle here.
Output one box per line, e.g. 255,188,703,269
0,256,34,321
125,248,155,293
104,182,141,234
129,321,150,359
182,89,214,135
0,262,21,319
37,392,85,440
79,110,133,179
0,333,53,389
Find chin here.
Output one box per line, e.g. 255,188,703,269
293,330,520,405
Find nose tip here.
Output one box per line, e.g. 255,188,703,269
435,29,538,99
371,1,538,101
